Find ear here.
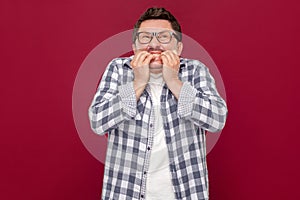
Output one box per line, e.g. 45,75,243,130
176,42,183,56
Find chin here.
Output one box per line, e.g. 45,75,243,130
150,68,163,74
149,62,163,74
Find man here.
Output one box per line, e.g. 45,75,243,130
89,7,227,200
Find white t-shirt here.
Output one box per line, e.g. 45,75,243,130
146,73,175,200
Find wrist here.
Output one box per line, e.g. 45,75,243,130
133,80,147,100
166,79,183,99
165,77,180,87
134,79,147,89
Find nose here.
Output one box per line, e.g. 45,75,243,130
148,35,161,48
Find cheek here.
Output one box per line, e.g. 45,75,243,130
135,44,148,51
163,42,178,51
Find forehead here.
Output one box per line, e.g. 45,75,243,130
139,19,173,32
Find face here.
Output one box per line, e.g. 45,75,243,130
132,19,183,73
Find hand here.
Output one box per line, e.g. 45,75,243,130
130,51,154,100
161,50,180,84
131,51,154,85
161,50,183,99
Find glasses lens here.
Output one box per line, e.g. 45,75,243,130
138,32,152,44
157,31,172,43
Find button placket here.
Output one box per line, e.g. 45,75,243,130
140,107,155,200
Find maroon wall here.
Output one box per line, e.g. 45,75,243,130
1,0,299,199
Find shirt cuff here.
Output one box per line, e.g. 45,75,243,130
118,82,137,118
177,82,197,118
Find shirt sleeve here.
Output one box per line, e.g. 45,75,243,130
88,59,137,135
177,61,228,132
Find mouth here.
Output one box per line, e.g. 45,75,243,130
149,50,163,54
149,50,163,63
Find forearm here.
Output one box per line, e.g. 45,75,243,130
133,80,147,101
89,82,137,135
177,62,228,132
89,58,140,135
165,79,183,100
89,95,124,135
177,82,227,132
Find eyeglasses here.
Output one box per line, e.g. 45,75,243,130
136,31,179,44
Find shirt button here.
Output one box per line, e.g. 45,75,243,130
150,123,153,128
147,146,151,151
144,171,147,175
141,194,144,198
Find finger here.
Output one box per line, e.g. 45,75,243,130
132,51,148,68
161,52,173,68
143,54,154,65
162,51,179,70
168,52,180,70
136,52,151,68
168,50,179,61
132,51,147,65
160,53,169,67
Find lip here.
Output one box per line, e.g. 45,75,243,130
149,50,163,54
151,53,162,62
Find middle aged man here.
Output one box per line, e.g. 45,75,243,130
89,7,228,200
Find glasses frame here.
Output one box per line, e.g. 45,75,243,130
135,31,180,44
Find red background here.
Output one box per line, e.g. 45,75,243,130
1,0,299,199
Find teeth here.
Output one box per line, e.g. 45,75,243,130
150,51,162,54
152,54,161,60
152,54,162,62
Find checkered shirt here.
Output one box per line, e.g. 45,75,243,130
89,57,227,200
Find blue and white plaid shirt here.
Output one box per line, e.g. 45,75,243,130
89,57,227,200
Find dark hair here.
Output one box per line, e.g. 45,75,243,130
133,7,182,43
